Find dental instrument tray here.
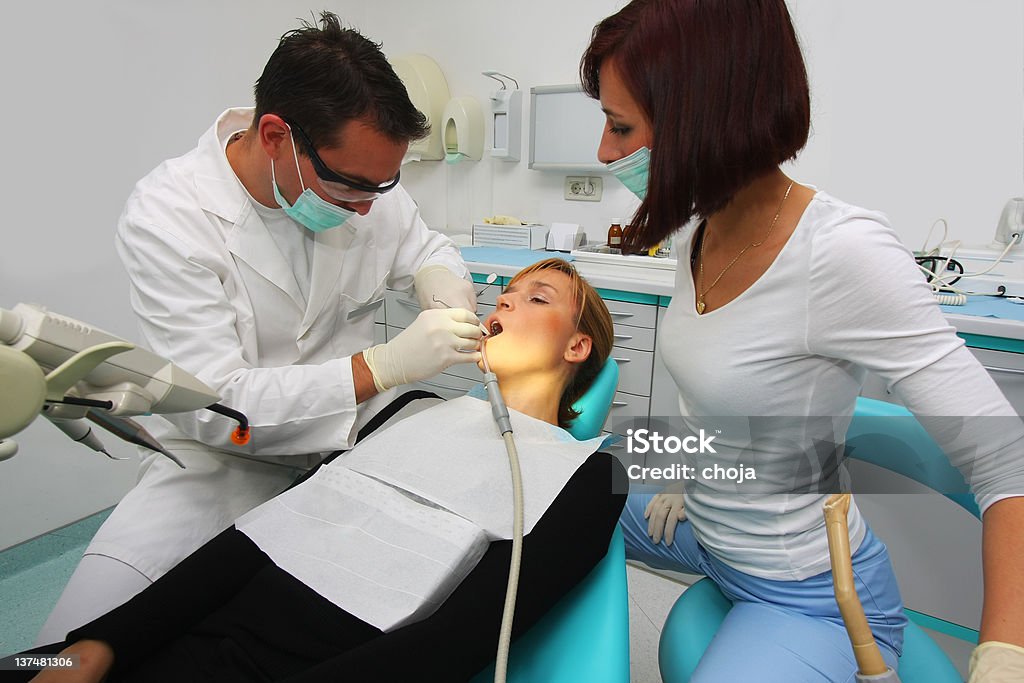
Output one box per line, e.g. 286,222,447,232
570,244,677,270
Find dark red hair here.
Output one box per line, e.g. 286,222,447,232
581,0,810,251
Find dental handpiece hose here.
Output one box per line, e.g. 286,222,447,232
482,343,524,683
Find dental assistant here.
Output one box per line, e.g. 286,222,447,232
586,0,1024,680
38,12,481,645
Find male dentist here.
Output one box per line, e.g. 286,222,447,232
38,11,480,644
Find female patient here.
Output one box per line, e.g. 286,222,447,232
27,258,623,683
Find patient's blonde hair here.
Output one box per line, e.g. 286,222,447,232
506,258,614,428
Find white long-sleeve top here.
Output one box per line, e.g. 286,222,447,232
115,108,468,458
659,190,1024,580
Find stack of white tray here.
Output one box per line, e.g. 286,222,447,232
570,244,677,270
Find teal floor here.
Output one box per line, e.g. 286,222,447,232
0,509,111,657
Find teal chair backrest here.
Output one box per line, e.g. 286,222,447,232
470,358,629,683
659,396,972,682
846,397,979,519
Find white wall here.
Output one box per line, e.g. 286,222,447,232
2,1,1022,549
364,0,1024,250
788,1,1024,249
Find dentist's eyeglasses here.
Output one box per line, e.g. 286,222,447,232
282,117,401,202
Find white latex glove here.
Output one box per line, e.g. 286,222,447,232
644,491,687,546
969,641,1024,682
363,308,482,392
415,265,477,312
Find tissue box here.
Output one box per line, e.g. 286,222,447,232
546,222,585,252
472,224,548,249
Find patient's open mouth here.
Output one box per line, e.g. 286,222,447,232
489,321,503,336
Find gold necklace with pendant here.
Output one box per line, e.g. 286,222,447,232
696,181,794,315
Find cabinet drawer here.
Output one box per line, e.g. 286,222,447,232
385,289,421,328
605,299,657,329
386,288,496,330
605,391,650,434
473,276,502,305
373,322,387,346
444,359,485,383
612,323,656,352
477,303,496,321
970,347,1024,415
413,372,477,399
611,347,654,396
863,347,1024,417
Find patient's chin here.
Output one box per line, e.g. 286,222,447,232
480,336,517,376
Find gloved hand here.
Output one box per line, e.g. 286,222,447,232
363,308,482,392
644,490,687,546
969,641,1024,682
415,265,477,312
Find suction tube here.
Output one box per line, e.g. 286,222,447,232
482,339,524,683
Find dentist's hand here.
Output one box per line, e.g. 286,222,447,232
363,308,482,392
645,490,687,546
415,265,477,312
969,641,1024,682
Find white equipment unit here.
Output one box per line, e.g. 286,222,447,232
472,224,548,250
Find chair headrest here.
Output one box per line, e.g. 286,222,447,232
566,358,620,441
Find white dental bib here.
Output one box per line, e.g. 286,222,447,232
235,396,604,631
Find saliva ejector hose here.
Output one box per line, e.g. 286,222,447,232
481,337,524,683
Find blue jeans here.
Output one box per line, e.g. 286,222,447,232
620,493,906,682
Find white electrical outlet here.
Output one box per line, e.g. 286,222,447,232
565,176,603,202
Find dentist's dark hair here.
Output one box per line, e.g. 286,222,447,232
581,0,810,251
253,11,428,151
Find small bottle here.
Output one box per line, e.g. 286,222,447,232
621,224,634,254
607,222,623,249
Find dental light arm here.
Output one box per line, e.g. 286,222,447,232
0,303,236,462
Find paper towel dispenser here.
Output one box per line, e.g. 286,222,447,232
389,54,451,161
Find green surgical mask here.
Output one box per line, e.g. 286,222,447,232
606,146,650,200
272,131,356,233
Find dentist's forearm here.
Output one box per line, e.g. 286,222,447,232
980,496,1024,645
352,352,380,404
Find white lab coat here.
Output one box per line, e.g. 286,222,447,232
88,108,469,582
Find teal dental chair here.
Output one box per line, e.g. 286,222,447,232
471,358,630,683
657,397,976,683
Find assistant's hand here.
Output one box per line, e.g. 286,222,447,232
363,308,482,392
644,491,687,546
969,641,1024,682
415,265,477,312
